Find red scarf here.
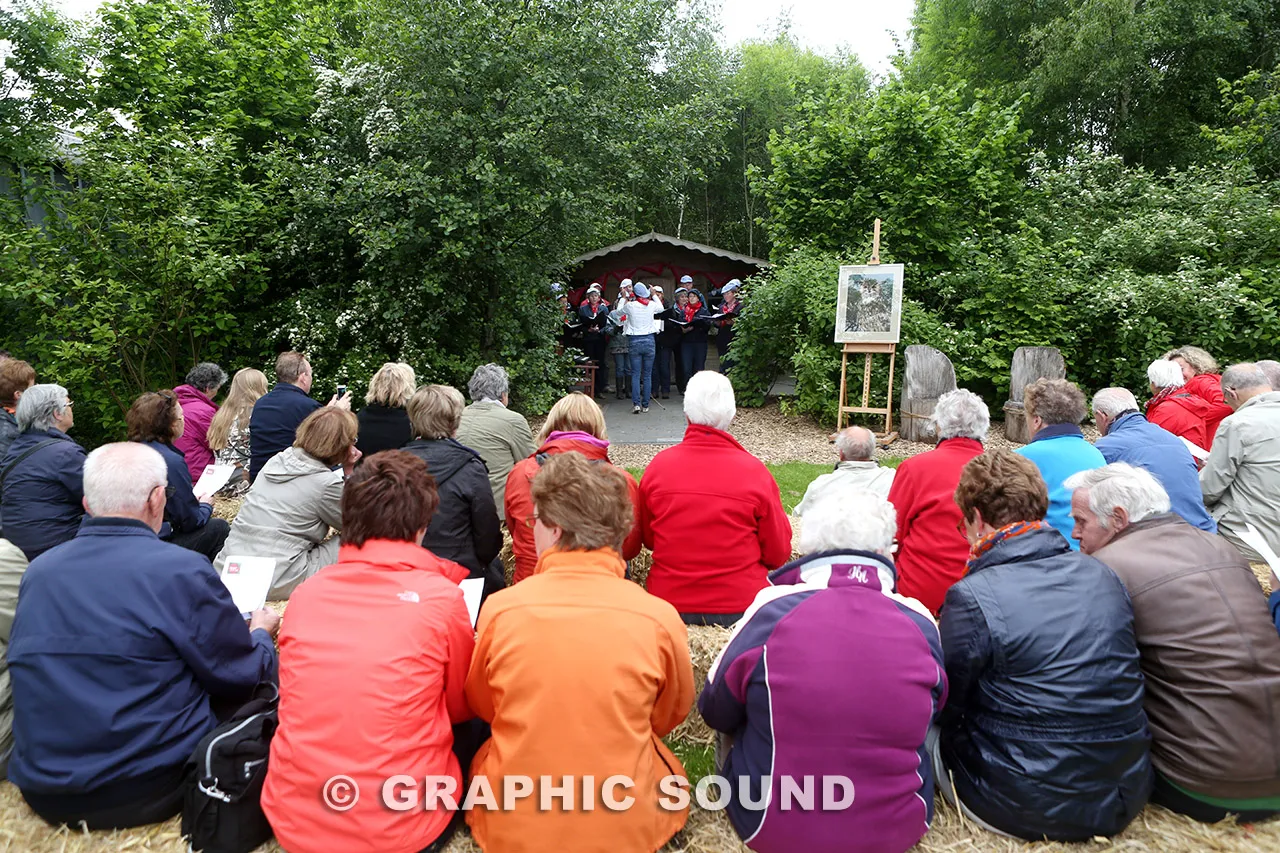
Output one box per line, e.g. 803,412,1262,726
683,303,699,321
1146,385,1186,413
966,520,1046,572
635,297,650,307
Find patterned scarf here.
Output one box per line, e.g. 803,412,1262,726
967,520,1047,572
1146,385,1185,413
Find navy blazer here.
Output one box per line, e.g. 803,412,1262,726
248,383,321,481
0,429,86,560
6,517,277,794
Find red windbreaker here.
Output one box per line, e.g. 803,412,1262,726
887,437,985,615
262,540,473,853
1184,373,1233,445
504,434,642,584
640,424,792,615
1147,391,1213,452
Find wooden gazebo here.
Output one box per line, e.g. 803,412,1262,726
570,232,768,302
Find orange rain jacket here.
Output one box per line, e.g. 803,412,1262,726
464,547,695,852
262,540,474,853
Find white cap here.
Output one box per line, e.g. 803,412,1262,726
722,279,742,294
586,283,602,293
680,275,693,284
620,278,633,289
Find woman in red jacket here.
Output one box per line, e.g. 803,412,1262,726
887,388,989,615
262,451,478,853
1165,345,1233,445
504,392,641,583
1146,358,1213,452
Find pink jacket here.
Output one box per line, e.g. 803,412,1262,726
174,384,217,483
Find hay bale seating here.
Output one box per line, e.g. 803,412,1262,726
2,503,1277,851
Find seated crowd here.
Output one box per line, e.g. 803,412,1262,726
0,345,1279,853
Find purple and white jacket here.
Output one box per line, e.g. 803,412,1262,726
698,549,948,853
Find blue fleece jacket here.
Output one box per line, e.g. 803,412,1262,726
1016,424,1105,550
1093,412,1216,533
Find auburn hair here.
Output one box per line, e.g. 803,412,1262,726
341,450,439,547
954,451,1049,529
0,359,36,409
126,390,181,444
530,451,633,553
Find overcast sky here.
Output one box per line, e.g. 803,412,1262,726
51,0,915,74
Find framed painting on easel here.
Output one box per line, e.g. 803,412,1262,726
834,263,904,345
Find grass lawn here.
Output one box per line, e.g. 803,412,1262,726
629,457,903,514
668,740,716,785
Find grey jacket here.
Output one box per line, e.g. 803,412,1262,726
0,537,28,776
456,400,535,509
1200,391,1280,560
794,460,896,516
213,446,343,600
1093,514,1280,799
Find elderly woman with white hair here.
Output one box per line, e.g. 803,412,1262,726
700,487,946,853
1146,357,1212,451
1067,462,1280,824
887,388,989,614
1165,345,1233,442
0,384,86,561
640,371,791,625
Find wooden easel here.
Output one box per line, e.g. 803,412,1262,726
837,219,898,441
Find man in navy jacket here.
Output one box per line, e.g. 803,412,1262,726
7,442,280,830
1091,387,1216,533
249,351,349,481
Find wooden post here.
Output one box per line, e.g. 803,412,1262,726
834,218,896,441
870,218,881,265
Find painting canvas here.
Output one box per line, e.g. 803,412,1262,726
834,263,904,344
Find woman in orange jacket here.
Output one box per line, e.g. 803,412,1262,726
504,392,641,583
467,452,695,852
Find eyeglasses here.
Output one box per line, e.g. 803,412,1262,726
524,513,541,529
153,484,176,500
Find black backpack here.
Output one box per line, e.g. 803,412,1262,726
181,683,279,853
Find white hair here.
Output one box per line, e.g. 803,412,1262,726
467,363,509,402
1147,359,1185,389
684,371,735,431
931,389,989,441
1064,463,1170,530
799,487,897,555
1222,363,1271,393
1257,360,1280,390
835,426,876,461
16,383,70,432
1091,387,1139,419
83,442,167,516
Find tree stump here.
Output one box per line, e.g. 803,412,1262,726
901,345,957,444
1003,346,1066,444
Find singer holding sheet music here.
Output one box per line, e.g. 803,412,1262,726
679,289,712,379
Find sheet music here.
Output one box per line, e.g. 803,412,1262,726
460,578,485,627
219,556,277,617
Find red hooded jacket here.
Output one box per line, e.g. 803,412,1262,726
887,437,984,615
1147,390,1213,452
1184,373,1233,445
504,432,642,583
262,540,473,853
640,423,792,615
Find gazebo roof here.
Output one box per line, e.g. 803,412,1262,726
572,231,770,268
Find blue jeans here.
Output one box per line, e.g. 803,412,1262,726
653,342,672,393
628,334,656,407
612,351,629,393
682,340,707,380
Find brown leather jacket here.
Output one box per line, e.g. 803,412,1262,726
1093,514,1280,799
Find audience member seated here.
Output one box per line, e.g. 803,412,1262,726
173,362,227,483
455,363,535,509
1200,362,1280,561
250,351,349,481
505,392,641,584
640,371,791,625
355,362,416,458
794,425,895,517
466,452,693,850
936,451,1151,841
887,388,988,614
263,451,477,853
7,442,278,830
701,488,945,853
0,537,27,777
1259,359,1280,391
1015,378,1104,549
1066,463,1280,822
0,384,86,561
1166,345,1233,443
0,358,36,538
1091,387,1215,532
1146,358,1212,452
215,408,359,599
401,385,502,588
127,390,231,561
207,367,268,498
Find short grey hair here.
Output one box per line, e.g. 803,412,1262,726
683,371,735,431
798,487,897,555
1064,463,1170,530
467,363,510,403
835,426,876,461
1147,358,1186,389
185,362,228,393
16,383,70,432
1222,362,1271,394
1257,360,1280,390
931,389,989,441
1091,388,1139,419
83,442,167,516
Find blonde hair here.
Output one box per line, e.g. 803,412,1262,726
366,362,416,407
408,384,465,440
207,368,268,451
1163,345,1218,376
295,408,359,466
537,392,608,444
